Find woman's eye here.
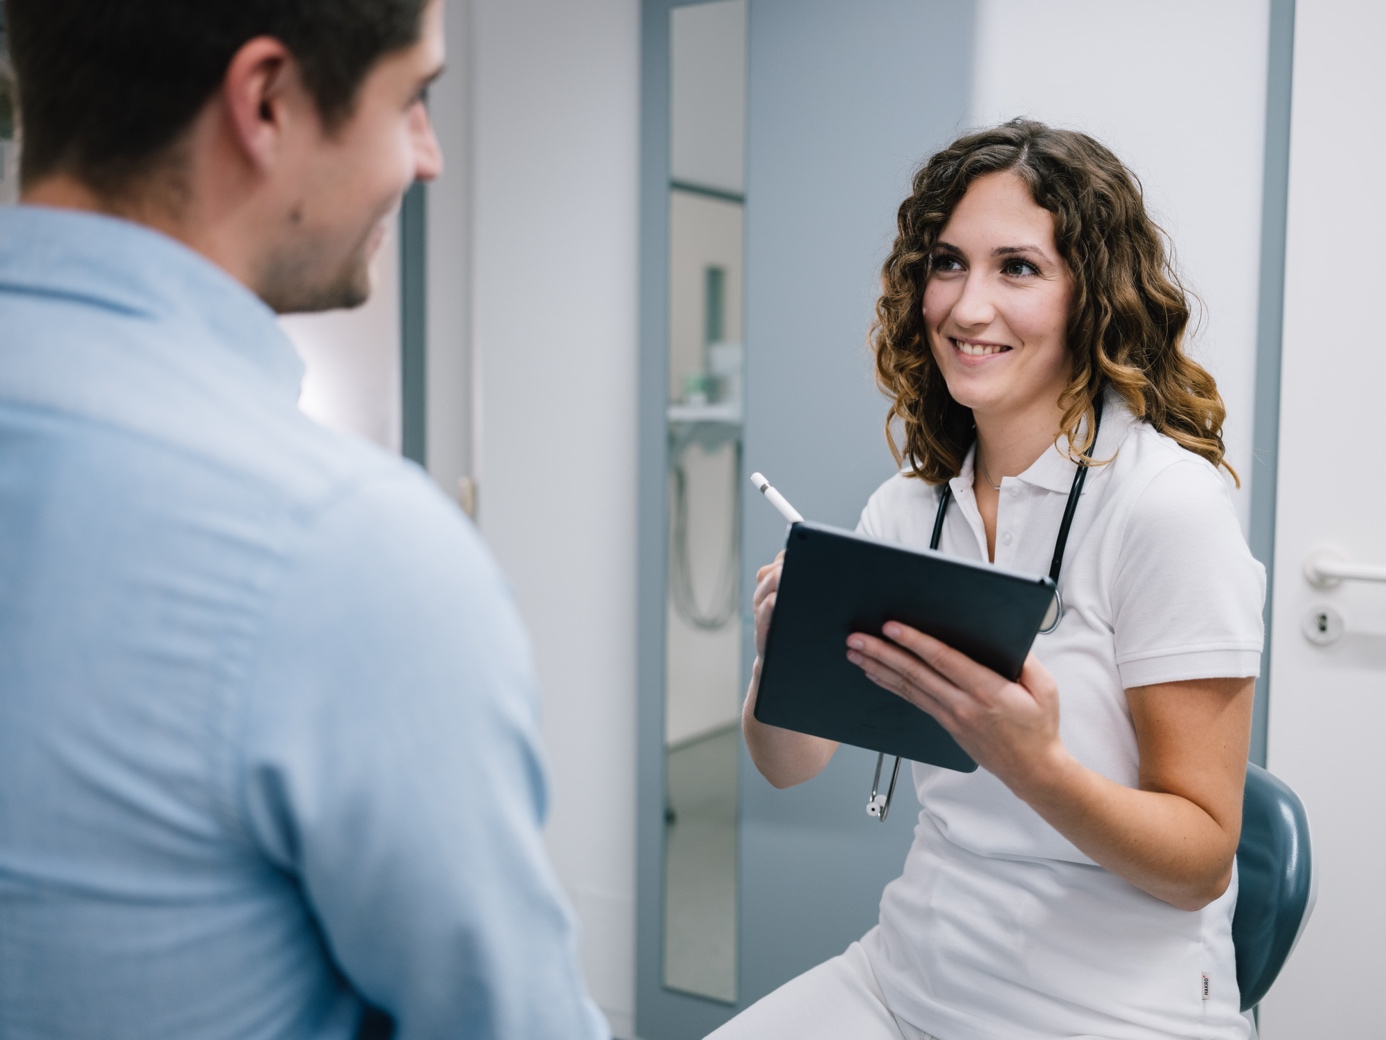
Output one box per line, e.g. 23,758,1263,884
1002,258,1040,277
929,254,963,273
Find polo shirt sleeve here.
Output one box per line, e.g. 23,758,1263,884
237,467,608,1040
856,485,885,536
1110,458,1266,689
856,471,932,543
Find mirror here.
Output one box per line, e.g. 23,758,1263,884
661,0,747,1005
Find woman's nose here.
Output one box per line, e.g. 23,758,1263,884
950,273,996,328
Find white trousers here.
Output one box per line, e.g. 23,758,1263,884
705,940,940,1040
705,938,1261,1040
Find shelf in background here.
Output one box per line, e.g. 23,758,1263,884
667,401,742,426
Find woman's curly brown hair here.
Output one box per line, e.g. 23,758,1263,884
872,118,1235,485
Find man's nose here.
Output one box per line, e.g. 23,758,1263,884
413,106,444,183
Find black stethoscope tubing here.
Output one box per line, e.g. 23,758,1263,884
867,396,1105,822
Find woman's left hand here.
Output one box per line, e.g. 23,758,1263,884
846,623,1068,793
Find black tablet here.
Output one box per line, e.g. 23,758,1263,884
753,521,1057,772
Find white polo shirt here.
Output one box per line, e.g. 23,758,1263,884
856,393,1264,1040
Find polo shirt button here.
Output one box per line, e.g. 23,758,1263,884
1001,531,1014,546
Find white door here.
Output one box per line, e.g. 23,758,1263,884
1260,1,1386,1034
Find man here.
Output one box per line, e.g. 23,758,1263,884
0,2,608,1037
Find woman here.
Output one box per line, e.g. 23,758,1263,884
717,120,1264,1040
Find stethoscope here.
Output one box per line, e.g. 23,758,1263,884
866,397,1105,821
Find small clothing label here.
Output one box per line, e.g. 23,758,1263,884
1201,973,1211,1000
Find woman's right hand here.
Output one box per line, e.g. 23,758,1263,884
752,550,786,660
742,549,839,788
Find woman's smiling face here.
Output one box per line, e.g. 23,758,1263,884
923,171,1074,426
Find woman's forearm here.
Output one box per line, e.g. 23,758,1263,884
741,659,839,788
1019,746,1241,911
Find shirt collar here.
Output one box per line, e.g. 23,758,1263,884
949,387,1139,498
0,204,304,400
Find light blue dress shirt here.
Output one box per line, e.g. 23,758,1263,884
0,205,609,1040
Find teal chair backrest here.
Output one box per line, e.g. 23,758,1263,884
1233,762,1316,1012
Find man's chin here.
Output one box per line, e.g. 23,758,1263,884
262,263,373,316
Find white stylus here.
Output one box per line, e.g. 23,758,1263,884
749,472,804,524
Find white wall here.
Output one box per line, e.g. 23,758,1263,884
971,0,1270,532
467,0,640,1033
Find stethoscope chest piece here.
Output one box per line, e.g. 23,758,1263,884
1039,586,1063,635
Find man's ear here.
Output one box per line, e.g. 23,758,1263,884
220,37,302,174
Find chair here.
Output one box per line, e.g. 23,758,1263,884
1232,762,1317,1012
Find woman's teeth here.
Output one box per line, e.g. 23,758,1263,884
955,340,1010,357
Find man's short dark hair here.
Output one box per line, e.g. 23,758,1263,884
3,0,428,193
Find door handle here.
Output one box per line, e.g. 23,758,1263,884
1304,547,1386,588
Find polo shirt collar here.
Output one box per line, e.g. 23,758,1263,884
0,204,304,400
949,387,1139,498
